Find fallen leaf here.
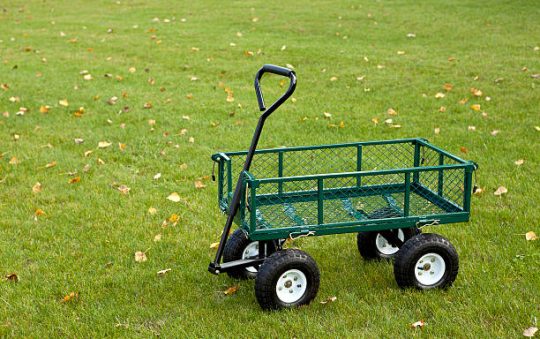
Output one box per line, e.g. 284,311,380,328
148,207,157,215
384,118,393,124
323,112,332,119
58,99,69,107
107,96,118,105
35,208,45,217
524,327,538,337
210,242,220,249
45,160,57,168
194,180,206,189
157,268,171,276
179,163,188,170
117,185,130,194
470,87,483,97
97,158,105,165
74,138,84,144
320,296,337,304
40,105,50,113
98,141,112,148
330,76,338,81
84,150,93,157
134,251,147,263
148,119,156,126
5,273,18,282
468,126,476,132
61,292,79,303
470,104,481,111
118,143,127,151
459,146,468,154
525,231,538,241
411,320,425,329
490,130,500,136
387,108,398,115
473,186,484,195
434,92,445,99
153,173,161,180
515,159,524,166
32,182,42,193
83,74,92,81
535,126,540,132
9,157,19,165
188,137,195,143
167,192,181,202
224,285,239,296
69,177,81,184
153,234,162,242
443,83,453,91
128,67,136,73
434,127,441,135
494,186,508,196
168,214,179,223
371,117,379,125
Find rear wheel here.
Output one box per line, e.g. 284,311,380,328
394,233,459,289
255,249,320,310
222,229,276,279
357,228,419,260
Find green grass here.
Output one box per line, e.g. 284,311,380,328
1,0,539,337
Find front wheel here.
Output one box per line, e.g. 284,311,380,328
394,233,459,289
222,229,276,279
255,249,320,310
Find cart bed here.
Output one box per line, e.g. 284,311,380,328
212,138,475,241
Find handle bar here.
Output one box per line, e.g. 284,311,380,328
254,64,297,113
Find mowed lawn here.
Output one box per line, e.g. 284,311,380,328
1,0,539,337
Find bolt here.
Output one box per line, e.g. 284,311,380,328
297,284,302,288
289,290,293,293
418,272,423,275
278,287,282,291
431,258,435,263
430,271,434,275
294,277,298,281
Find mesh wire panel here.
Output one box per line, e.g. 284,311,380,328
362,143,415,171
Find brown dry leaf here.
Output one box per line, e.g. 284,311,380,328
525,231,538,241
35,208,45,217
148,207,157,215
45,161,57,168
494,186,508,196
32,182,42,193
9,157,19,165
143,102,153,109
117,185,130,195
320,296,337,304
61,292,79,303
411,320,425,329
167,192,181,202
515,159,524,166
459,146,468,154
523,327,538,337
98,141,112,149
157,268,172,276
470,87,483,97
443,83,453,91
69,177,81,184
40,105,50,113
5,273,19,282
224,285,239,296
0,83,8,91
210,242,220,249
134,251,148,263
387,108,398,116
470,104,481,111
58,99,69,107
73,107,84,117
194,180,206,189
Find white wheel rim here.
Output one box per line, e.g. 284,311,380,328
414,253,446,286
275,269,307,303
375,229,405,255
242,242,259,273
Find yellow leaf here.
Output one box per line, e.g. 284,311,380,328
98,141,112,148
60,292,79,303
468,126,476,132
58,99,69,107
9,157,19,165
339,121,345,128
157,268,171,276
32,182,42,193
118,143,127,151
148,207,157,215
330,76,338,81
153,173,161,180
387,108,398,116
194,180,206,189
84,150,93,157
473,186,484,195
168,213,179,223
153,233,162,242
470,87,483,97
143,102,153,109
434,128,441,135
494,186,508,196
443,83,453,91
39,105,50,113
148,119,156,126
180,163,188,170
439,106,446,113
167,192,181,202
210,242,220,249
128,67,136,73
535,126,540,132
323,112,332,119
434,92,445,99
45,161,57,168
224,285,239,296
320,296,337,304
34,208,45,216
525,231,538,241
470,104,481,111
514,159,524,166
97,158,105,165
371,117,379,125
188,137,195,143
69,177,81,184
134,251,147,263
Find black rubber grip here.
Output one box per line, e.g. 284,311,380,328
260,64,293,77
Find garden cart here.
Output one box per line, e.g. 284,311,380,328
208,64,477,310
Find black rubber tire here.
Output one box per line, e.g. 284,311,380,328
222,229,276,279
394,233,459,289
357,227,419,260
255,249,320,310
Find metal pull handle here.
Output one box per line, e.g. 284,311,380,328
254,64,297,112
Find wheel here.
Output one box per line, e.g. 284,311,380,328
394,233,459,289
222,229,276,279
357,228,419,260
255,249,320,310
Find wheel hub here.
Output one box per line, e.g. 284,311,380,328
275,269,307,303
414,253,445,285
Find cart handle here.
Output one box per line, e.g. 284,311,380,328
254,64,297,113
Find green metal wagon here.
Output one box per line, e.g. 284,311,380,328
208,65,477,310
